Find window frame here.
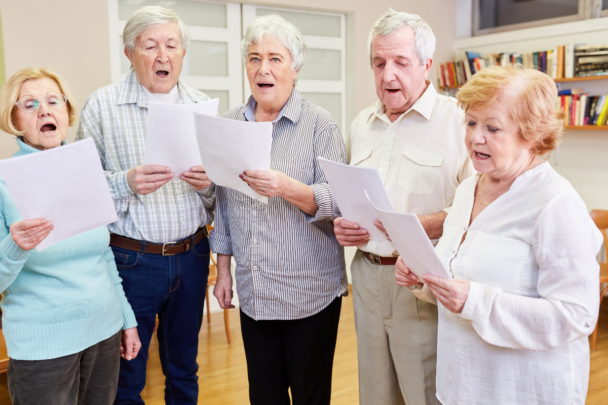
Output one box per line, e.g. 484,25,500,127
241,5,347,129
108,0,244,111
473,0,587,36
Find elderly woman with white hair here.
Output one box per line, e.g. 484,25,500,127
211,14,348,405
76,6,214,404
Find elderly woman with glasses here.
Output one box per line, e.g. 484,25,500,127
395,66,603,405
0,68,139,405
211,14,348,405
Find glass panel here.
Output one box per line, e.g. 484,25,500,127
187,41,228,77
200,90,229,116
298,49,341,81
300,92,342,128
478,0,579,30
256,8,340,37
603,0,608,10
118,0,227,28
120,36,132,74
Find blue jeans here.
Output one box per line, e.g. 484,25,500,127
112,235,210,405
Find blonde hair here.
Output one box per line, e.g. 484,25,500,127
0,67,77,135
457,65,563,155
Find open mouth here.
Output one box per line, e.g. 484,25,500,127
156,70,169,78
257,83,274,88
386,89,400,93
475,151,491,159
40,123,57,133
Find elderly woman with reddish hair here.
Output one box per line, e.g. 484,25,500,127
395,66,602,405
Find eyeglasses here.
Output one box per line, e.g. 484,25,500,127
14,94,68,113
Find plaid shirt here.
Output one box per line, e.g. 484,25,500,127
75,71,214,243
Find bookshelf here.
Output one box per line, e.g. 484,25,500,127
439,76,608,131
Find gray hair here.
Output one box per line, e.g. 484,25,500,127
241,14,308,73
367,9,436,66
123,6,191,52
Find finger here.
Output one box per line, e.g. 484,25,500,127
243,170,271,180
373,219,386,231
19,218,50,229
190,165,206,172
337,218,363,230
125,339,134,360
142,165,171,174
338,235,370,242
145,172,174,183
337,227,369,236
141,179,173,192
422,274,450,291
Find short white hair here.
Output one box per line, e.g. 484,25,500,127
123,6,191,51
368,9,436,66
241,14,308,72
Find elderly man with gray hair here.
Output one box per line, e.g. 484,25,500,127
334,9,473,405
76,6,214,404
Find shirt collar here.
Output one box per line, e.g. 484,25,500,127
117,70,195,107
367,80,437,124
243,87,302,124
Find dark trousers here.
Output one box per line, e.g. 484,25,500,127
240,297,342,405
112,236,210,405
8,331,121,405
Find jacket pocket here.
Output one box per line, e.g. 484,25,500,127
397,146,444,194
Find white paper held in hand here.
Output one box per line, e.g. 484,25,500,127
365,191,450,280
0,138,118,251
317,157,393,242
194,114,272,203
144,99,219,176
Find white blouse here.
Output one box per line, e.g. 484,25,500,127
434,162,603,405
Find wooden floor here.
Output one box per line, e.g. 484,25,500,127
0,294,608,404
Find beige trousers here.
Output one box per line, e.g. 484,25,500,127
351,250,439,405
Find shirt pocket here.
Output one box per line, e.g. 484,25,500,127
462,231,533,295
350,145,373,167
398,146,444,194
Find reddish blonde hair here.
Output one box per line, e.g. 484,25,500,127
457,65,563,155
0,67,77,136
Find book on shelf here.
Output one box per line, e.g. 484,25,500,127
438,43,608,89
557,90,608,126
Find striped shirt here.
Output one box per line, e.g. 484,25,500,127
209,88,348,320
75,71,214,243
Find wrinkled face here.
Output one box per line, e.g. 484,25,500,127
14,77,69,151
126,21,185,94
371,27,431,115
465,102,533,180
246,35,298,110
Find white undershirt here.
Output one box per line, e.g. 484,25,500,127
141,84,179,104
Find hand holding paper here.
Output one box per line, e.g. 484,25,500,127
317,158,393,242
0,138,118,251
366,191,449,280
194,114,272,203
145,99,219,176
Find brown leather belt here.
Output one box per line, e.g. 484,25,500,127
110,227,208,256
363,252,398,266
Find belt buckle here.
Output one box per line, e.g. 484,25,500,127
369,253,382,265
162,242,177,256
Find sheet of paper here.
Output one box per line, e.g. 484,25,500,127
318,157,394,241
366,192,450,280
194,114,272,203
0,138,118,251
145,99,219,176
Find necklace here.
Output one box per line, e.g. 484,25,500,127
478,155,536,205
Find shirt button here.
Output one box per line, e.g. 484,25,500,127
252,211,257,216
253,266,258,271
253,239,257,244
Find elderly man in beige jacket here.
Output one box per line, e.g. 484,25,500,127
334,9,473,405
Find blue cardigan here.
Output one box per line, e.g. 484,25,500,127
0,138,137,360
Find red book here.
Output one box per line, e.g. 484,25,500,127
441,64,447,87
